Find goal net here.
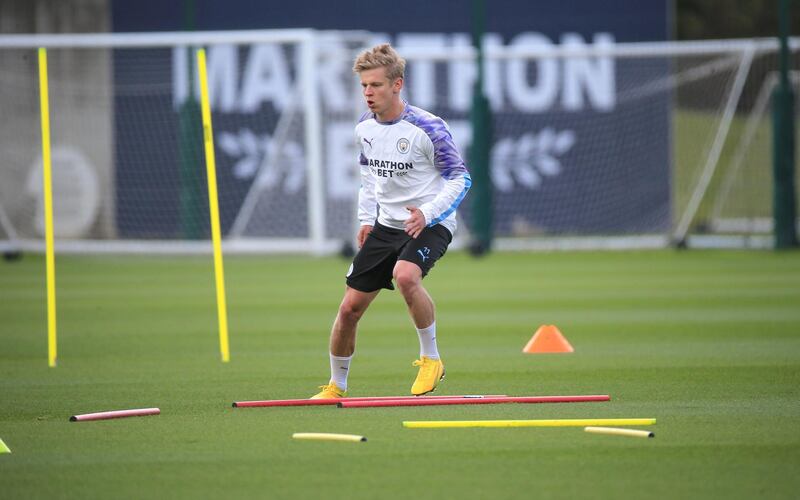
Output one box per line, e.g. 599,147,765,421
400,36,800,250
703,70,800,245
0,31,796,254
0,30,368,256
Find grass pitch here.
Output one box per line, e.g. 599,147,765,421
1,250,799,499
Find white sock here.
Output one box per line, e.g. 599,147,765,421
329,353,352,391
416,322,440,360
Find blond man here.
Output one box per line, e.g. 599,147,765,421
313,44,471,398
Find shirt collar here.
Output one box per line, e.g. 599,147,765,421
374,101,408,125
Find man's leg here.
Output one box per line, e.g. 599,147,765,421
393,260,434,331
393,261,444,395
331,286,380,357
310,286,379,399
313,221,399,399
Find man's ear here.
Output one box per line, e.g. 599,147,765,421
393,77,404,94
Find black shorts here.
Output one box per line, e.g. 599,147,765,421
346,222,453,293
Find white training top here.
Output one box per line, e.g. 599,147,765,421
355,102,471,236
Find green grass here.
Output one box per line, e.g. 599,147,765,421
1,250,799,499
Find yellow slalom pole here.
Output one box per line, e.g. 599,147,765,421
403,418,657,429
38,47,57,368
196,48,230,362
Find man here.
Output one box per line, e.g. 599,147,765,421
312,43,471,399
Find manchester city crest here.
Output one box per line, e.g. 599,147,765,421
396,138,410,154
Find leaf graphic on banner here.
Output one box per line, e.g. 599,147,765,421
218,132,242,156
553,129,576,154
536,127,556,151
515,159,542,188
537,156,561,176
490,138,516,191
218,128,305,194
219,129,262,179
491,128,576,192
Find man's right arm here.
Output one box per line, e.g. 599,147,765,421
356,224,373,248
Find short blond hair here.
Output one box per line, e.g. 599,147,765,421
352,43,406,81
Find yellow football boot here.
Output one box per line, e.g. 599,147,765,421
310,382,347,399
411,356,445,396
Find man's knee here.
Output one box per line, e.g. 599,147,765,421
338,299,364,323
393,262,422,293
338,291,373,324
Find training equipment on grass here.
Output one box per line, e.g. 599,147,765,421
523,325,574,353
338,395,610,408
196,48,231,364
38,47,57,369
292,433,366,443
0,437,10,454
70,408,161,422
403,418,656,429
585,426,655,438
232,395,506,408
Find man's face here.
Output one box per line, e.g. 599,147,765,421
359,67,402,119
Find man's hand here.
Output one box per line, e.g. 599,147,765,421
357,225,373,248
404,206,426,239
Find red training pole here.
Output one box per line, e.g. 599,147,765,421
232,395,506,408
337,395,610,408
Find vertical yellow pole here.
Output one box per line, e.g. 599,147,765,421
196,49,230,362
38,48,57,368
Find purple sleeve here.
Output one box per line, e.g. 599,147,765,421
405,106,471,227
406,108,469,180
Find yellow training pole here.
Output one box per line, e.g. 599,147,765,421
38,47,57,368
196,48,230,362
402,418,657,429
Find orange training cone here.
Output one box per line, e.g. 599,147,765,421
523,325,574,353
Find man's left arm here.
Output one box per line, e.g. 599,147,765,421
416,126,472,229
